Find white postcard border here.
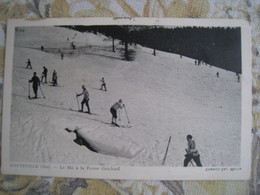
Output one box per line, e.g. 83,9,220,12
1,18,252,180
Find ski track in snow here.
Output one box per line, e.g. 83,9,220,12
10,26,241,167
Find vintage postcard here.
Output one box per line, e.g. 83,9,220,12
1,18,252,180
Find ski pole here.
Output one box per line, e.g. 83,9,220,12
162,136,171,165
76,93,80,110
190,159,194,167
28,81,31,99
39,85,45,98
124,106,130,123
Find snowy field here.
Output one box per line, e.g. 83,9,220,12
9,26,241,167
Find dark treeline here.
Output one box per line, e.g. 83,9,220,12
60,25,241,74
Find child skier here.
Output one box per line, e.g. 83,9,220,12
76,85,91,113
184,134,202,167
110,99,125,126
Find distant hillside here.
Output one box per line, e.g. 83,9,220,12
61,25,241,74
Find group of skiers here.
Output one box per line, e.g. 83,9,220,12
75,79,124,127
27,62,58,98
194,59,240,82
27,61,124,128
26,55,202,167
74,82,202,166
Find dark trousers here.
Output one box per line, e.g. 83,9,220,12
41,74,47,83
101,84,106,91
81,98,90,113
52,78,57,85
26,64,32,69
184,154,202,167
110,108,117,119
33,86,38,97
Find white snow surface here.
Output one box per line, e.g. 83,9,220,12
10,26,241,167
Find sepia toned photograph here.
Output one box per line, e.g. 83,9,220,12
1,18,252,180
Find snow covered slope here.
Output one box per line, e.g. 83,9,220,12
10,26,241,167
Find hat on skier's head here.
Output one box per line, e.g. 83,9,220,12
82,85,85,89
119,99,122,103
33,72,36,75
187,135,192,140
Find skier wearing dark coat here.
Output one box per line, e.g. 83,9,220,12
110,99,124,126
184,134,202,167
77,85,91,113
29,72,40,98
41,66,48,83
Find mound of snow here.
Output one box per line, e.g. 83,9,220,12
76,127,144,159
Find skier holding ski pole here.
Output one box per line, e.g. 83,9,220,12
76,85,91,113
110,99,125,127
183,134,202,167
28,72,40,99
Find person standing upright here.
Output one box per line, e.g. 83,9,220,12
100,77,107,91
41,66,48,83
76,85,91,113
26,59,32,69
29,72,40,98
52,70,58,86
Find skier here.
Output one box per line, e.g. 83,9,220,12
29,72,40,98
26,59,32,69
216,72,219,77
184,134,202,167
61,52,64,60
76,85,91,113
100,77,107,91
110,99,125,126
52,70,58,86
41,66,48,83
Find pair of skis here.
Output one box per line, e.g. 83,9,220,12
28,82,45,99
